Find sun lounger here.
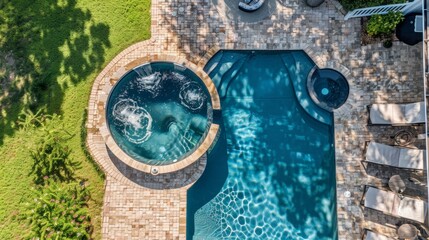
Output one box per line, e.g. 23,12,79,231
362,229,394,240
364,141,425,170
368,102,425,125
362,186,427,224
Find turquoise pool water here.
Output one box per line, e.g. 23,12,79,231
187,51,337,239
106,62,212,166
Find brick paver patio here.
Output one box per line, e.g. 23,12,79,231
87,0,426,239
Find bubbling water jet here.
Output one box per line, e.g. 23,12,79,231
112,99,137,123
136,72,162,96
113,99,153,144
180,82,206,110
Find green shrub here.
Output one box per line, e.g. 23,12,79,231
23,180,92,239
30,136,79,184
366,11,404,37
19,110,80,184
20,109,90,238
17,108,47,130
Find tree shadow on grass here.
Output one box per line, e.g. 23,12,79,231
0,0,111,145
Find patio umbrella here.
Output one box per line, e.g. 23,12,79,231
395,14,423,46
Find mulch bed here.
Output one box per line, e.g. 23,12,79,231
360,17,396,46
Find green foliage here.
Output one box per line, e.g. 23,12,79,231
366,12,404,37
23,181,92,239
0,0,151,238
18,109,74,140
19,108,87,236
17,108,48,130
18,109,79,184
339,0,406,11
30,136,79,185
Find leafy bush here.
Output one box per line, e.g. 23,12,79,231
23,180,92,239
17,108,47,130
30,136,79,184
366,11,404,37
20,109,91,239
19,110,79,184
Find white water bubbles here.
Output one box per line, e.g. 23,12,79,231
171,71,187,82
135,72,162,97
112,99,152,144
179,82,207,111
112,99,137,122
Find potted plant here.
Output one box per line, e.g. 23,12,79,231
383,39,393,48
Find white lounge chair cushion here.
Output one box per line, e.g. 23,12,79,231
365,231,394,240
398,148,426,169
369,102,425,125
398,196,427,223
366,142,400,167
365,187,427,223
364,187,400,214
366,142,425,170
370,104,405,124
404,102,425,123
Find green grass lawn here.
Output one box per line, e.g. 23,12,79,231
0,0,150,238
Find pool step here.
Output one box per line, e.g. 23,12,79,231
218,55,249,98
161,141,189,161
205,52,248,87
133,63,153,76
281,52,332,126
141,64,153,75
203,51,224,76
159,130,200,161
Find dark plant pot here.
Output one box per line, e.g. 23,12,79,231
383,40,393,48
305,0,324,7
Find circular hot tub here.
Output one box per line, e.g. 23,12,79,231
106,62,214,167
307,68,349,112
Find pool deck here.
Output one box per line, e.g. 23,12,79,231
87,0,426,239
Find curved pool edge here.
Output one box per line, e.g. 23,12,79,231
90,53,221,175
306,66,350,112
102,123,220,174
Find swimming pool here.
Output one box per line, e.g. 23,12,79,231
187,51,337,239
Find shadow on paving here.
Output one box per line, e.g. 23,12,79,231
0,0,111,145
107,147,207,189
